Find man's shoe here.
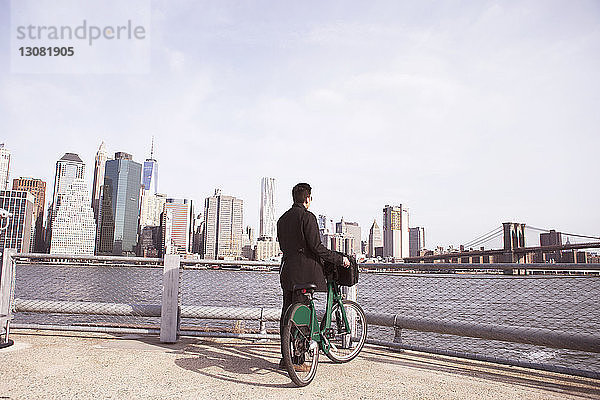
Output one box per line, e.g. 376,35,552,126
293,363,311,373
279,359,311,372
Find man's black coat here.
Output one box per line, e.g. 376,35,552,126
277,203,343,291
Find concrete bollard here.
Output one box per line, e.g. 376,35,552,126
160,254,180,343
0,249,17,348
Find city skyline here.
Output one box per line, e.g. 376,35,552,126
0,141,597,251
1,2,599,248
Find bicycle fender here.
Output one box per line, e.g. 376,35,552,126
291,305,311,326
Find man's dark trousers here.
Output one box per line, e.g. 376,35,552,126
280,289,307,364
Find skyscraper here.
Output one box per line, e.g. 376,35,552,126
409,227,425,257
50,179,96,255
46,153,85,250
12,177,46,252
0,144,10,191
241,226,254,259
203,189,243,260
245,226,255,246
192,213,204,255
0,190,34,253
91,142,110,224
259,177,276,240
161,198,193,255
368,220,383,258
383,205,409,259
98,152,142,255
139,137,161,235
142,137,158,195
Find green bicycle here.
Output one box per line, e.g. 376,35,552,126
281,279,367,386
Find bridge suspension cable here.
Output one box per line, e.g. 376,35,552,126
462,226,503,248
525,225,600,241
465,231,504,248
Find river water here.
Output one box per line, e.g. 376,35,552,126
12,264,600,373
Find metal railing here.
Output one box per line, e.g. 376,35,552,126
2,250,599,379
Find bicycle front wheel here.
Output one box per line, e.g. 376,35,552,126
282,303,319,386
324,300,367,363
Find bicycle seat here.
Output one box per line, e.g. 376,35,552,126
293,283,317,293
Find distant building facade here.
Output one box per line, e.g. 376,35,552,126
322,232,354,254
533,229,563,263
137,140,163,254
139,225,161,257
368,220,383,258
255,237,281,261
245,226,256,246
361,240,368,255
241,226,253,259
335,218,361,255
47,153,86,250
12,177,46,252
140,193,167,229
383,205,409,259
409,227,425,257
192,214,204,255
142,138,159,196
317,215,361,255
50,179,96,255
540,230,562,247
97,152,142,256
203,189,243,259
259,177,276,240
161,198,194,255
91,142,110,225
318,214,334,249
0,144,11,191
0,190,34,253
318,215,334,234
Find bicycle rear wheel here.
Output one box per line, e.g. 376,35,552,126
282,303,319,386
324,300,367,363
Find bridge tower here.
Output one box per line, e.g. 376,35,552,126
502,222,526,263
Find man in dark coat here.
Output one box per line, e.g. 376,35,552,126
277,182,349,368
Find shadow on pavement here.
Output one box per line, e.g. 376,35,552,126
359,347,600,399
174,340,298,388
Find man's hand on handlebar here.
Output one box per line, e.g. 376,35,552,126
343,257,350,268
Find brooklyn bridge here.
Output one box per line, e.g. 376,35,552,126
406,222,600,264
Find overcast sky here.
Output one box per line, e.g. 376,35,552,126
1,0,599,249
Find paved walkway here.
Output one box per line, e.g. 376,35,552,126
0,330,598,399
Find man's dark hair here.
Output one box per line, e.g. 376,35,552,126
292,183,312,204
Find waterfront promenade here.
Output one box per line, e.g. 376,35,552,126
1,330,598,399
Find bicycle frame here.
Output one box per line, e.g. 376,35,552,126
290,280,351,355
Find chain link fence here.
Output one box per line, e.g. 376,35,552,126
359,267,600,374
12,259,163,331
7,253,600,377
178,266,280,336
